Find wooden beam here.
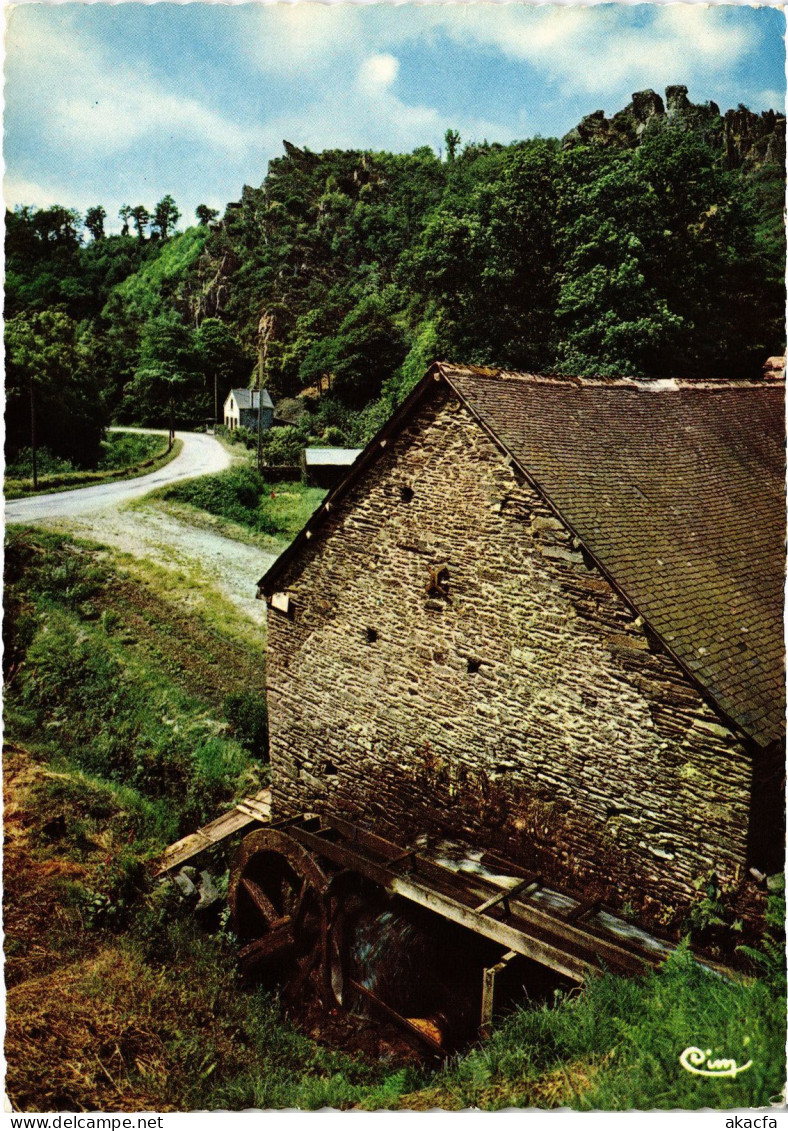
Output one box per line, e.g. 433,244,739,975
475,878,539,915
347,978,445,1057
240,877,282,926
239,921,294,971
386,874,594,982
566,899,603,924
481,950,517,1038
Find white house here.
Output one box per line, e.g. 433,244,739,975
224,388,275,432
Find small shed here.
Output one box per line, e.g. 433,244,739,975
304,447,362,489
224,388,274,432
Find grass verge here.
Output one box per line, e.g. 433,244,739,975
399,943,785,1109
155,465,326,549
5,433,182,499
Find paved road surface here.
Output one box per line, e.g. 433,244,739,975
5,430,275,629
5,430,232,524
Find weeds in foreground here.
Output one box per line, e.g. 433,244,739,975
4,530,262,839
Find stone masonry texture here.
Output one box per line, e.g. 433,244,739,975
265,386,762,932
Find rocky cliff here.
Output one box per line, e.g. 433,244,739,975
562,85,786,168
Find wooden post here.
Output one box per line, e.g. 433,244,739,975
29,374,38,489
480,950,516,1038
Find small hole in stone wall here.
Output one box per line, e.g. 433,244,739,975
467,658,482,674
400,485,415,503
366,627,378,643
324,760,338,777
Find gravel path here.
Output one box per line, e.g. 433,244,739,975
5,431,276,627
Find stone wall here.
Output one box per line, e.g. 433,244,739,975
265,385,759,931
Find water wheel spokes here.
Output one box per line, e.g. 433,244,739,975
229,828,328,979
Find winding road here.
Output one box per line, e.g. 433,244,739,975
5,430,276,628
5,430,232,524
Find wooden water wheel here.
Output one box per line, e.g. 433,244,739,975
229,828,329,985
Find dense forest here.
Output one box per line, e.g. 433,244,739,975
5,86,786,469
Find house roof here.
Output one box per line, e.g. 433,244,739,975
259,363,786,749
228,388,274,410
304,447,363,467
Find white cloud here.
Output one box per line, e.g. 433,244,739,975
3,175,73,211
247,4,365,75
434,6,756,98
358,53,400,95
6,15,255,157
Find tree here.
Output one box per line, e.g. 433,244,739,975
31,206,82,248
119,204,133,237
322,293,407,408
84,205,106,242
151,194,180,240
194,318,251,422
444,128,462,162
196,204,220,226
5,307,106,468
121,314,205,429
131,205,150,239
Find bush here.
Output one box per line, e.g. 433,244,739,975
224,691,269,761
163,466,278,533
98,430,168,469
162,467,326,540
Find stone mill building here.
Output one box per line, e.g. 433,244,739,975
257,363,785,932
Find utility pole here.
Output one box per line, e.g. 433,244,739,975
29,374,38,489
256,345,263,473
256,309,274,473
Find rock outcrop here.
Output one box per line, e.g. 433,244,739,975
562,86,785,168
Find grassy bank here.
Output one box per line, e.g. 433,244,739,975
5,431,181,499
157,465,325,548
1,528,419,1111
3,529,784,1111
400,943,785,1110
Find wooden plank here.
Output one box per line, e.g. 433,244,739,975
316,814,411,862
475,878,538,915
346,978,445,1057
239,921,294,970
155,812,252,875
154,788,272,876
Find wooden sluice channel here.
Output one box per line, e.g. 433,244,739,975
158,800,734,1055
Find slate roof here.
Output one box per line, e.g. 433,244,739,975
229,388,274,410
260,363,786,749
441,365,786,749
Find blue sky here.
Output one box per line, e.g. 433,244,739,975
4,2,785,232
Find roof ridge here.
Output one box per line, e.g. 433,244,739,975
437,362,784,390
